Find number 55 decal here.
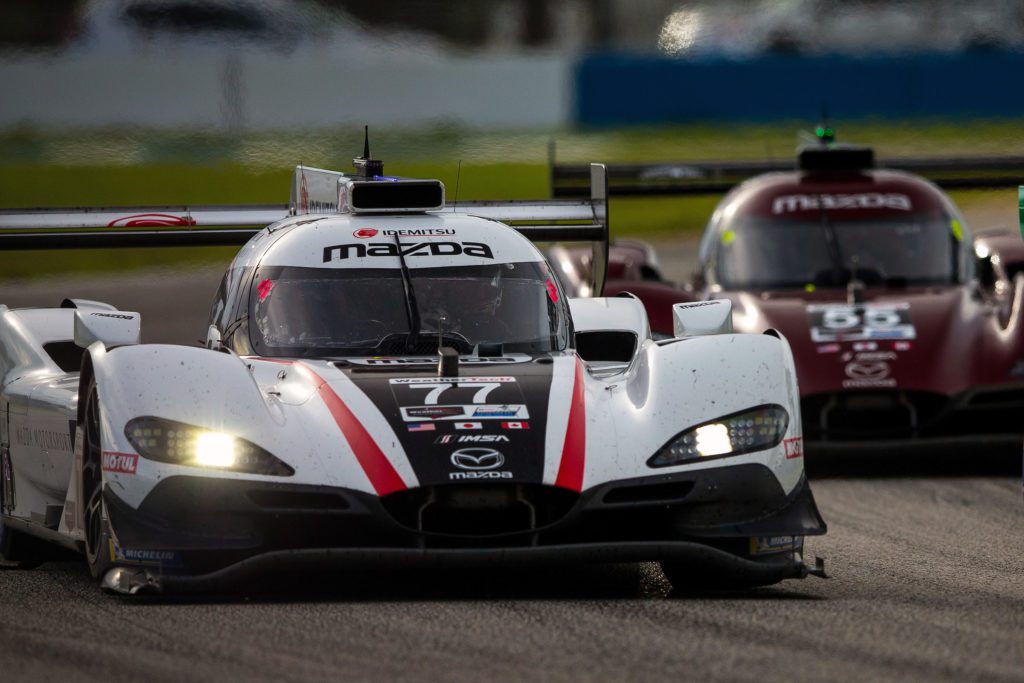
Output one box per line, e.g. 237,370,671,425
807,303,915,342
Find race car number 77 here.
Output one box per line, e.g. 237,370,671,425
410,382,502,405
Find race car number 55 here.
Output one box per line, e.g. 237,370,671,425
807,303,915,342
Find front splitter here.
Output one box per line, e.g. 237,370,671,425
101,540,821,595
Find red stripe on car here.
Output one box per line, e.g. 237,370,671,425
555,358,586,491
295,363,407,496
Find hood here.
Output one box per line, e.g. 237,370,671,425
727,287,992,397
319,354,579,489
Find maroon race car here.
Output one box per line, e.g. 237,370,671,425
552,143,1024,451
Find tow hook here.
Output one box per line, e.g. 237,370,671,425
101,566,160,595
806,556,828,579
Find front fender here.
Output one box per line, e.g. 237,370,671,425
90,345,318,509
597,332,804,494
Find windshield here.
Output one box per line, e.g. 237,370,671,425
715,213,960,290
249,262,570,357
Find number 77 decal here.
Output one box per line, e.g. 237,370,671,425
409,382,502,405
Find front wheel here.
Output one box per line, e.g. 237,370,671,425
81,379,112,580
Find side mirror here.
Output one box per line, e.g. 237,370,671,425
206,325,224,351
673,299,733,338
74,310,140,348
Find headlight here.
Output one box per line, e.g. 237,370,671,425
125,417,294,476
647,404,789,468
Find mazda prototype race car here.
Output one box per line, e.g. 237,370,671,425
553,140,1024,451
0,146,826,594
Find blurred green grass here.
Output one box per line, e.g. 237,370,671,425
1,119,1019,279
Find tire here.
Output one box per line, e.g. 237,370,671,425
659,560,782,593
81,379,112,581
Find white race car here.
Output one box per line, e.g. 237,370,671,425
0,143,826,594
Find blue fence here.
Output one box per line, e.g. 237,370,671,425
574,52,1024,125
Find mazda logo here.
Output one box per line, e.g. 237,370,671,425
845,361,890,380
450,448,504,470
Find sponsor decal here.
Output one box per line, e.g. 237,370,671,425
107,213,196,228
852,341,877,352
451,448,505,470
257,279,275,302
450,471,513,480
501,422,529,430
13,427,74,453
855,351,897,362
102,451,138,474
399,405,528,422
90,312,134,320
454,422,483,430
353,228,379,238
407,423,436,432
109,540,183,567
808,303,915,343
772,193,912,214
894,341,913,351
783,437,803,459
816,343,841,354
749,535,802,555
436,434,510,444
676,300,720,309
382,228,456,237
403,406,465,420
323,241,493,262
390,377,514,406
473,406,523,418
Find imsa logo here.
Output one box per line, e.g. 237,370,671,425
323,241,493,262
435,434,511,445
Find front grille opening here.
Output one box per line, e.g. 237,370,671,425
246,490,350,511
803,391,948,440
382,484,578,537
967,387,1024,407
602,480,694,505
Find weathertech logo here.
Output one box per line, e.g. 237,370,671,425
771,193,912,214
102,451,138,474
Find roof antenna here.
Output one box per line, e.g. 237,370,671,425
815,104,835,146
353,125,384,178
451,160,462,212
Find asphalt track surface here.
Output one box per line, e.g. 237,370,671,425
2,239,1023,682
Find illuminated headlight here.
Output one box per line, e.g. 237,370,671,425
125,417,294,476
647,404,789,468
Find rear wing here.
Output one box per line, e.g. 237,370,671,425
0,163,610,294
551,146,1024,198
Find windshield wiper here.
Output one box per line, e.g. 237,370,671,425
816,194,847,283
392,233,422,353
